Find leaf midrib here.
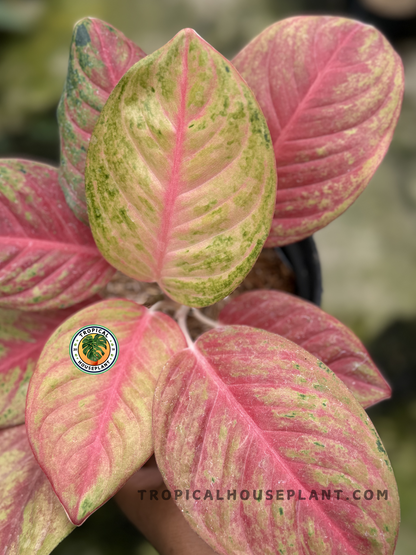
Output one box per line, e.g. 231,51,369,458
272,24,360,154
0,236,99,255
155,34,190,280
73,309,154,521
193,340,375,555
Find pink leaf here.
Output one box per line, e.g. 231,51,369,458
219,290,391,408
58,17,146,223
233,16,404,245
85,28,277,307
0,424,74,555
0,297,101,429
0,159,115,310
154,326,400,555
26,299,186,525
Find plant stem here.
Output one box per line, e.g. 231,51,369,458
191,308,221,329
149,300,165,312
175,305,194,349
149,299,180,313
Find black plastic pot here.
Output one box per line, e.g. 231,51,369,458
275,236,323,307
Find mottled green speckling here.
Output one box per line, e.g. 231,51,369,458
0,303,111,428
153,326,400,555
85,28,276,307
0,159,116,310
0,425,75,552
57,17,146,223
233,16,404,247
25,299,186,525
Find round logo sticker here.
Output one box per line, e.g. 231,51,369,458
69,325,119,374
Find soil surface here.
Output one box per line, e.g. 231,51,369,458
103,247,296,340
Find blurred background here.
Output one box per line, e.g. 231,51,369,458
0,0,415,553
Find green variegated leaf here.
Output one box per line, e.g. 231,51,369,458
26,299,186,525
233,16,404,245
0,298,101,428
0,159,115,310
58,17,146,223
85,28,277,307
154,326,400,555
219,290,391,408
0,425,74,554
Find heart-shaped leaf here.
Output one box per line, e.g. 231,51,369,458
0,424,74,555
233,16,404,246
219,290,391,408
58,17,146,223
86,28,277,307
154,326,399,555
0,297,101,429
26,299,186,525
0,159,115,310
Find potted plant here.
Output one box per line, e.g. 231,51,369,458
0,13,404,555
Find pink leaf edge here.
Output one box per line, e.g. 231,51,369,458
0,159,115,310
219,289,391,408
154,325,400,555
0,424,74,554
26,299,186,525
233,16,404,245
0,296,101,428
57,17,146,223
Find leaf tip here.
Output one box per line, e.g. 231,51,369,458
173,27,208,49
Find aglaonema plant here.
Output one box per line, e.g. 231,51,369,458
0,13,404,555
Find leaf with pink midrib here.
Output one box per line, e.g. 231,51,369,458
232,16,404,245
0,297,101,428
85,28,277,307
219,290,391,408
26,299,186,525
58,17,146,223
0,425,74,555
153,326,400,555
0,159,115,310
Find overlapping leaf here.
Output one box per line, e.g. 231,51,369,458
219,290,391,408
86,28,277,307
233,16,404,245
0,159,115,310
0,297,100,429
26,299,186,525
0,424,74,555
58,17,146,223
154,326,400,555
